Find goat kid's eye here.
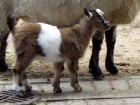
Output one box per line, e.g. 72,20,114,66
98,17,103,22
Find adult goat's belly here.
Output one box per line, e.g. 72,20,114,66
37,23,63,62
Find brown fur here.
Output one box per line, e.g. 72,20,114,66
11,23,42,92
12,23,41,73
60,19,93,60
12,16,95,93
9,8,110,94
56,16,96,92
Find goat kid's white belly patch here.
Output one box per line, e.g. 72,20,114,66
37,23,63,62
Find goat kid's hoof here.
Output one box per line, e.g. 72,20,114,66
25,85,32,92
53,87,62,94
74,86,82,92
16,89,32,97
16,90,26,97
25,88,32,93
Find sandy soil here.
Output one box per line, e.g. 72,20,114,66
1,11,140,81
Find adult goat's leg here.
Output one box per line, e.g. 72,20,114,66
89,31,104,80
52,62,64,93
105,26,118,74
0,32,9,72
67,60,82,92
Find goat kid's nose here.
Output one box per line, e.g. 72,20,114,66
105,20,111,30
105,20,110,25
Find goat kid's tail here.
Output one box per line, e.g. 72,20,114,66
7,15,17,31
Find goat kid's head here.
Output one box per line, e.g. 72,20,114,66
84,7,111,30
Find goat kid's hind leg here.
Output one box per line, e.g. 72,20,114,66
13,71,31,96
13,71,23,92
13,50,35,95
105,26,118,74
67,60,82,92
52,62,64,94
13,67,30,96
89,31,104,80
21,72,32,92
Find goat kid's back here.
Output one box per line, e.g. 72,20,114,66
7,16,64,62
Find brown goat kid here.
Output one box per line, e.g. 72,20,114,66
7,8,110,95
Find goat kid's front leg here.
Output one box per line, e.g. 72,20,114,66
52,62,64,93
67,60,82,92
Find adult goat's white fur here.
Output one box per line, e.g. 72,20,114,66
1,0,140,33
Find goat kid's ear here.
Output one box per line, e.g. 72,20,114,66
84,8,93,18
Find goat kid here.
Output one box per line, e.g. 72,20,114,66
7,8,110,95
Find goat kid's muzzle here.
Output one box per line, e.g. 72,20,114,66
104,20,111,30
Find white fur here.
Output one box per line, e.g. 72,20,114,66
13,74,23,91
22,79,32,90
1,0,140,34
96,9,104,16
37,23,63,62
95,8,109,25
89,11,93,18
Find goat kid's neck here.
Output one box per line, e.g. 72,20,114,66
75,16,96,46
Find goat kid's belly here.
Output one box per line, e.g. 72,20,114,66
37,23,63,62
35,54,64,63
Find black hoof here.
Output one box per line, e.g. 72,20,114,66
93,75,105,80
106,66,119,75
106,60,119,75
89,68,104,80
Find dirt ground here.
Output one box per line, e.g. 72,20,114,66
1,11,140,81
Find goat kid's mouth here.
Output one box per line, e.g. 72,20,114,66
104,21,111,30
104,24,111,30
